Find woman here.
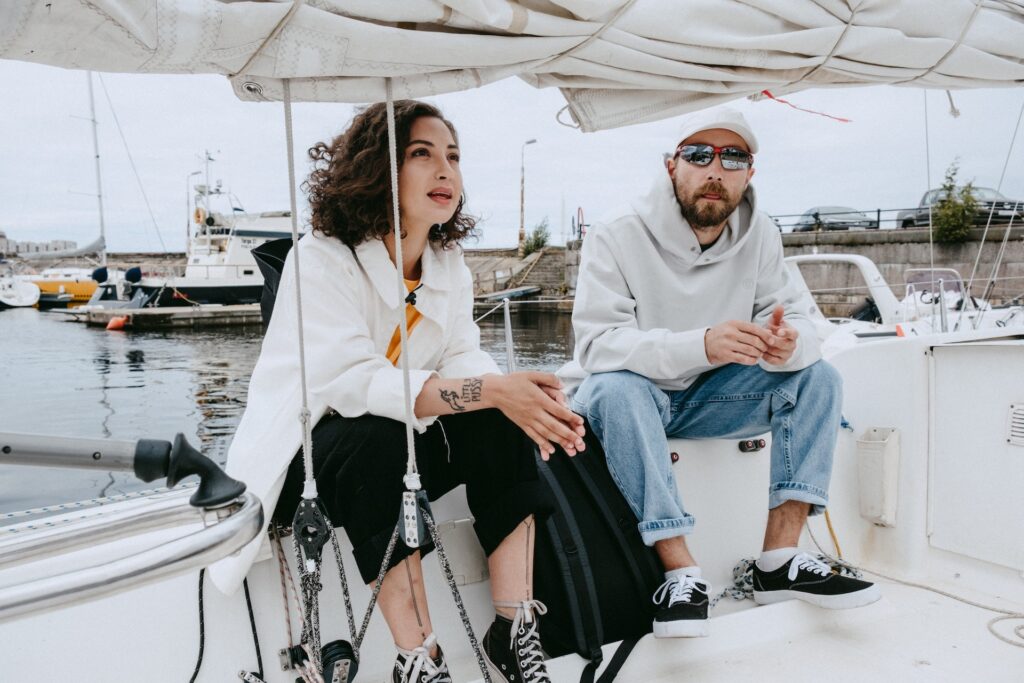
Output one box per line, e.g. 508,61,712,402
212,101,585,683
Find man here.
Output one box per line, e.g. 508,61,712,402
559,108,879,639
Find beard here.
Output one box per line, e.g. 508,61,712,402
676,181,741,230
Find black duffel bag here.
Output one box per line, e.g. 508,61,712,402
534,421,664,682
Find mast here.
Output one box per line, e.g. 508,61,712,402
86,72,107,267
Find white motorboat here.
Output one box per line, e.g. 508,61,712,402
0,271,40,309
137,176,294,307
786,254,1024,348
2,3,1023,682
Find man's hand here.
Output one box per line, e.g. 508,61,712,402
704,320,775,365
761,306,798,366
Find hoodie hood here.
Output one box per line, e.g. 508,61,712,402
630,170,759,265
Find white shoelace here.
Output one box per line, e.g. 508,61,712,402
399,633,451,683
788,552,832,581
498,599,551,682
652,575,711,608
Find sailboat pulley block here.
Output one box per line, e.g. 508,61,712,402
293,497,331,565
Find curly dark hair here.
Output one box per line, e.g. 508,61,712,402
304,100,476,249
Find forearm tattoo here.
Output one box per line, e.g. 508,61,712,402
439,378,484,413
440,389,465,412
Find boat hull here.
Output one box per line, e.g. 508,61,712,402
139,281,263,307
32,279,97,303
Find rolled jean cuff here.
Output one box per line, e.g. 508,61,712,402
769,482,828,516
473,480,552,556
638,514,695,546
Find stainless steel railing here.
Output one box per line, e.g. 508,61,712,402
0,431,262,623
0,488,262,622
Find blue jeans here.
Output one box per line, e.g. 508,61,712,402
571,361,842,546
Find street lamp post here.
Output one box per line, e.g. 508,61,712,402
518,138,537,257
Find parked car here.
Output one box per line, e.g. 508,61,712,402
897,186,1024,228
793,206,879,232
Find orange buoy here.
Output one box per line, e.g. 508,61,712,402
895,324,905,337
106,315,129,331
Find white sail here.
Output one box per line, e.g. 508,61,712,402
1,1,1022,130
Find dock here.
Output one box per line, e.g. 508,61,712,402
60,304,263,329
475,285,542,302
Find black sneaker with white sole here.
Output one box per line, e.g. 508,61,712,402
752,552,880,609
482,600,551,682
652,574,710,638
392,635,452,683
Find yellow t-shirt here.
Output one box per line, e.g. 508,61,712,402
385,279,423,365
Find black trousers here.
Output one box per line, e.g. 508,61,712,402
275,409,551,584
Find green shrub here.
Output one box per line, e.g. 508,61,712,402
933,161,977,244
522,217,550,257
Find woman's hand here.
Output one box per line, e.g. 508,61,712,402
485,373,586,460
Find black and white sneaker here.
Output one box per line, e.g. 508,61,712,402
753,552,880,609
393,634,452,683
483,600,551,682
652,574,710,638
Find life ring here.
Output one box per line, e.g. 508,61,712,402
193,207,207,224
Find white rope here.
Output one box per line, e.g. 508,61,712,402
282,79,317,498
384,80,421,488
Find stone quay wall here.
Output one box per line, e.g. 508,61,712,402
565,226,1024,317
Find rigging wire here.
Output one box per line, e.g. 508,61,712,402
95,74,169,254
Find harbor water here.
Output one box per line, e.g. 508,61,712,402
0,307,574,514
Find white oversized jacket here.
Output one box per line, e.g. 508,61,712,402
558,172,821,393
210,230,499,594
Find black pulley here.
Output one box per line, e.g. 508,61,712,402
292,497,331,564
321,639,358,683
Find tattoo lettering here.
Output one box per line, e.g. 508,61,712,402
440,388,465,412
461,378,483,404
440,378,483,413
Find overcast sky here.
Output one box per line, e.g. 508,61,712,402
1,59,1022,253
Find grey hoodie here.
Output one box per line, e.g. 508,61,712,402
558,171,821,393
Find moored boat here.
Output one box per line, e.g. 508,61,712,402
0,273,40,310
